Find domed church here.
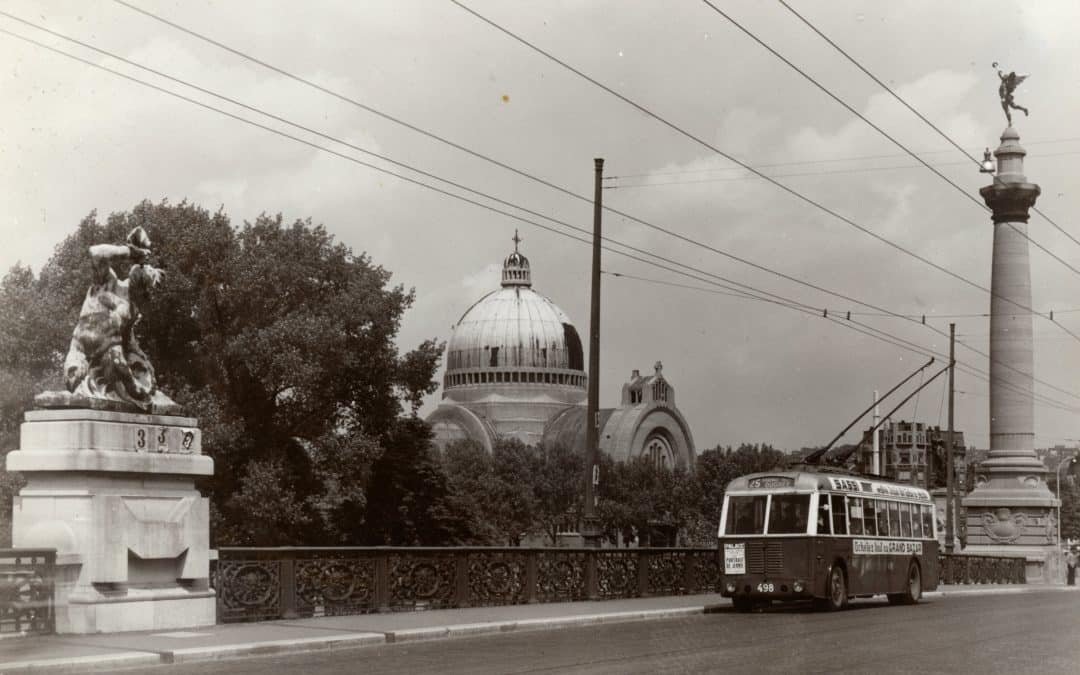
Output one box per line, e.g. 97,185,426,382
426,234,696,471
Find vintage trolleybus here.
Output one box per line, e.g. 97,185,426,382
718,470,939,611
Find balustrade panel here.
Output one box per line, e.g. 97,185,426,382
467,551,528,606
535,550,587,603
596,550,638,599
0,549,54,635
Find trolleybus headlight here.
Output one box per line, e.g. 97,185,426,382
725,582,736,594
793,581,805,593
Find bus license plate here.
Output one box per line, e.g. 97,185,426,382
756,583,775,593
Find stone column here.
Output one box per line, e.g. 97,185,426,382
963,126,1060,582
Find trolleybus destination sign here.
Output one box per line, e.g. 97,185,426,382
852,539,923,555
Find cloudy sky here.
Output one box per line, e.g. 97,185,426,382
3,0,1079,452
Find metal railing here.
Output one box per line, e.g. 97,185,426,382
0,549,55,635
938,553,1026,585
211,547,719,623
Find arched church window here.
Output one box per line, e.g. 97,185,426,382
644,435,674,471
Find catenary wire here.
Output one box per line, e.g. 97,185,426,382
698,0,1080,280
603,270,1080,414
605,150,1080,188
105,3,1080,362
449,0,1080,333
441,1,1080,397
605,138,1080,180
104,2,978,343
775,0,1080,252
8,16,1077,411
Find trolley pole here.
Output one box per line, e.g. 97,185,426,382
945,322,956,554
582,158,603,550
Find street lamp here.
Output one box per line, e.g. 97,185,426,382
1056,452,1078,547
979,148,996,174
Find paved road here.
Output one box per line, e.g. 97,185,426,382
118,593,1080,674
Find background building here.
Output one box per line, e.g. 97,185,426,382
854,420,966,487
426,238,695,471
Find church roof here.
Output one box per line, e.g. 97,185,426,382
444,235,584,374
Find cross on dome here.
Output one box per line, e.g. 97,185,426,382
512,229,522,252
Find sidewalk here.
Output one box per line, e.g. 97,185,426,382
0,584,1073,674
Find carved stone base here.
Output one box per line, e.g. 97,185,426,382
959,543,1060,584
9,408,214,633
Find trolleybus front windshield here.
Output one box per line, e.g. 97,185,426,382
725,494,811,534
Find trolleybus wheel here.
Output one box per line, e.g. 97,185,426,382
888,561,922,605
901,561,921,604
825,565,848,611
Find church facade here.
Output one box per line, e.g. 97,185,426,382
426,238,696,471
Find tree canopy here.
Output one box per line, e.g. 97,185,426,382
0,200,443,545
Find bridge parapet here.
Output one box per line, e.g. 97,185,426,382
211,547,720,623
938,553,1026,585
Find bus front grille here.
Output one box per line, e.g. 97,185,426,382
747,542,784,574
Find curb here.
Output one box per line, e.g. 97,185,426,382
0,606,708,673
166,632,387,664
925,584,1080,598
386,606,704,644
0,651,161,675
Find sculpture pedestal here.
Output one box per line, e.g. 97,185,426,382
962,483,1060,584
7,409,215,633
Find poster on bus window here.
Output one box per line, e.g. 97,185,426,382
852,539,923,555
724,543,746,574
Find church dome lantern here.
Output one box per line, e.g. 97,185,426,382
501,231,532,287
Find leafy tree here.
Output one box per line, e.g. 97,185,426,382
441,439,499,543
0,200,444,545
362,417,471,545
1061,478,1080,542
532,443,584,546
488,438,541,545
598,456,699,547
695,443,786,535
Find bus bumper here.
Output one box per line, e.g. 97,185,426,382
720,576,815,602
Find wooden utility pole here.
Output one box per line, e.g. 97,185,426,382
582,158,603,550
945,322,956,553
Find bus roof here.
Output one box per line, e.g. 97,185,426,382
725,470,933,503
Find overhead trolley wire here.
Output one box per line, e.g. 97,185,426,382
7,34,1069,420
441,1,1080,399
605,149,1080,188
698,0,1080,281
18,11,1079,407
449,0,1080,335
604,270,1080,415
111,1,1080,352
106,4,1020,346
775,0,1080,252
605,139,1080,181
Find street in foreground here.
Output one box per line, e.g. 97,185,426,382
114,592,1080,675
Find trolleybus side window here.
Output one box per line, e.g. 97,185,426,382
864,499,880,536
727,495,767,534
849,497,865,535
911,504,924,538
921,504,934,538
887,501,900,537
768,494,810,534
830,494,848,535
900,503,913,538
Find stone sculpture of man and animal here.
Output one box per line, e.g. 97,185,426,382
37,225,180,413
